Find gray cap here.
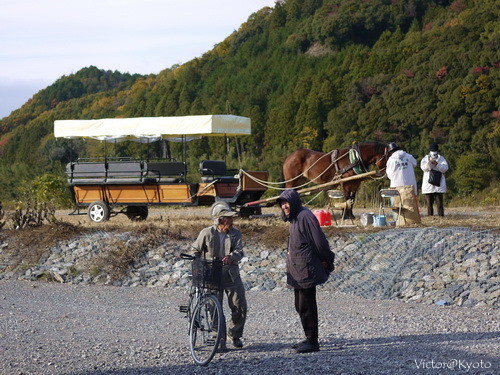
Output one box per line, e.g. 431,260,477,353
211,202,238,219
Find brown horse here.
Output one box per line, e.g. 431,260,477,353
282,141,389,219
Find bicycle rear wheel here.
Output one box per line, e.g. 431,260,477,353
189,294,223,366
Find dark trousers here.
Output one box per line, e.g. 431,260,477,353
426,193,444,216
217,268,247,342
294,287,318,344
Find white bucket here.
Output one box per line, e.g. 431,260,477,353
360,213,374,226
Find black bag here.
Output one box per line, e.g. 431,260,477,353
428,169,442,186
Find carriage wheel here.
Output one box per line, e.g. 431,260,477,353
239,206,262,218
88,201,110,223
125,205,149,221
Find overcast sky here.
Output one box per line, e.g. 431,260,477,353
0,0,276,119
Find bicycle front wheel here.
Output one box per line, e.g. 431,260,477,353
189,294,223,366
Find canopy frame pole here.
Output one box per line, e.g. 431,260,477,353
225,134,228,163
182,135,187,163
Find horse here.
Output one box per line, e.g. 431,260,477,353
282,141,389,219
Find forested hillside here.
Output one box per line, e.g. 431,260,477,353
0,0,498,205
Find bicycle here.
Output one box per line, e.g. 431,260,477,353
179,253,225,366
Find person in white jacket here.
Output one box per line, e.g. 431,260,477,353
420,142,449,216
386,142,418,196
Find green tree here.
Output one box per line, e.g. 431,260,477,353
451,152,496,195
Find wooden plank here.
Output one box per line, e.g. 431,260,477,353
106,185,158,203
242,171,269,191
158,184,193,203
73,186,105,204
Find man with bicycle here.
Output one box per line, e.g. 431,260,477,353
191,202,247,352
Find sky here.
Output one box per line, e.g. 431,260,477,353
0,0,277,119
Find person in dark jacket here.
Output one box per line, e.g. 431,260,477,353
277,189,335,353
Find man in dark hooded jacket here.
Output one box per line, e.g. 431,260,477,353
277,189,335,353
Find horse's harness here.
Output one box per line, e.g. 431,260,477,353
330,143,369,178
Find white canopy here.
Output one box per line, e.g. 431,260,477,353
54,115,251,141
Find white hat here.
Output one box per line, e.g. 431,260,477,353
211,202,238,219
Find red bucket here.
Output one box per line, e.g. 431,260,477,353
313,209,331,227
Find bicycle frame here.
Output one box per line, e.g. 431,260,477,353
179,253,224,366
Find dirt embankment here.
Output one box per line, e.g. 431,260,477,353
1,205,499,249
0,206,498,276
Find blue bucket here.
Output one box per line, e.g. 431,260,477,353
373,215,387,227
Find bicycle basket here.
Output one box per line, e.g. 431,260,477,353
191,258,223,290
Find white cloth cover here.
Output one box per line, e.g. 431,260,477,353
54,115,251,140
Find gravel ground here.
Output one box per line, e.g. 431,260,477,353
1,280,498,375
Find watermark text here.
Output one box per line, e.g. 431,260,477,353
414,359,492,372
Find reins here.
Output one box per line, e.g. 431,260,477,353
242,142,386,191
240,149,349,191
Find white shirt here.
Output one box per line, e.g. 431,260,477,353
386,150,418,195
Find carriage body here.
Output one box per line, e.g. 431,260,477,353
54,115,268,222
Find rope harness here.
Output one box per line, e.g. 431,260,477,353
241,143,381,191
331,143,368,176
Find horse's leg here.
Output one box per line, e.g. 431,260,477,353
342,183,358,220
284,166,305,188
345,191,356,219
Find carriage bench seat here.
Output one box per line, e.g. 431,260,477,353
66,162,107,184
199,160,239,183
144,162,187,183
66,161,147,185
105,161,145,184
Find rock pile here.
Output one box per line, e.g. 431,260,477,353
0,227,497,308
326,227,498,307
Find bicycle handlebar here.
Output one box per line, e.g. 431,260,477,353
180,253,223,264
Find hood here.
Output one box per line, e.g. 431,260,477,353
392,149,405,159
277,189,302,221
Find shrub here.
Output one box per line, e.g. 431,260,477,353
10,201,55,229
9,174,68,228
32,173,72,208
451,152,496,195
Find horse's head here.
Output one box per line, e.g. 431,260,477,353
358,141,390,172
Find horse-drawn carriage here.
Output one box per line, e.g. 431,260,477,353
54,115,268,222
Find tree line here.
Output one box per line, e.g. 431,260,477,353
0,0,498,205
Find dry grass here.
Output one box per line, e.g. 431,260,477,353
2,205,499,246
0,221,85,272
85,220,191,281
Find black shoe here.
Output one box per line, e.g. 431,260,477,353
217,343,228,353
232,338,243,348
295,341,320,353
291,340,308,349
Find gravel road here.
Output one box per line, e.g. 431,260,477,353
1,280,498,375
